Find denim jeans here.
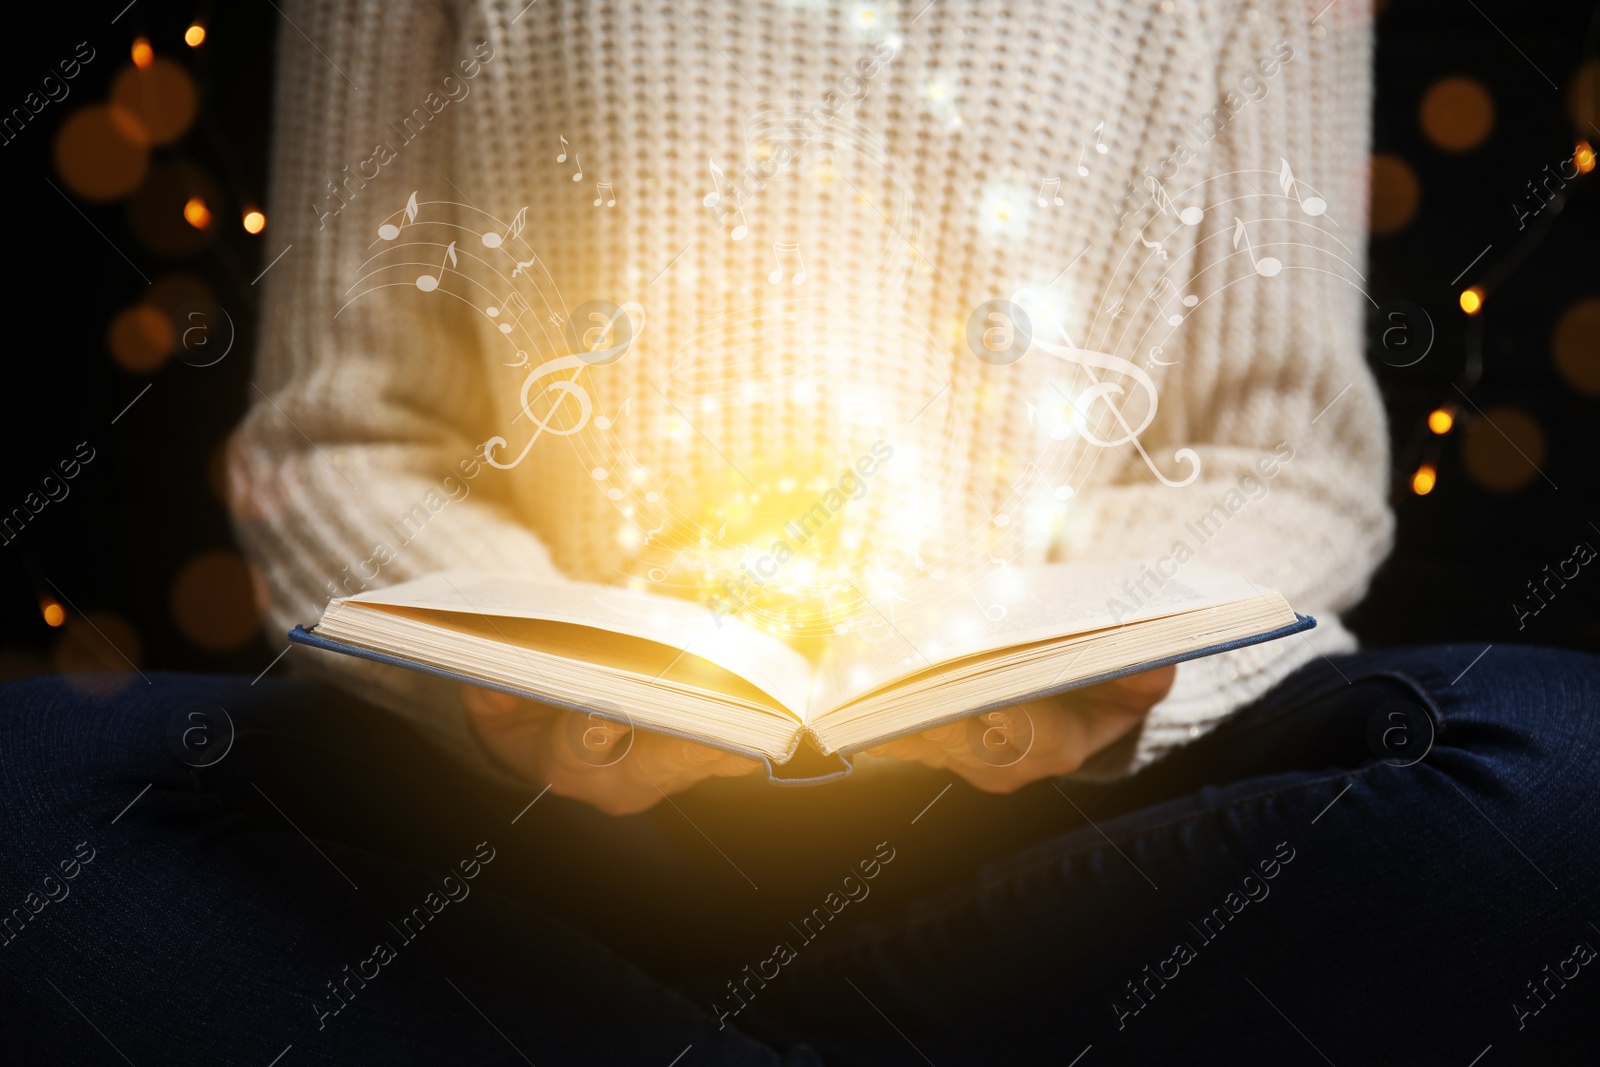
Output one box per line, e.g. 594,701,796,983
1,644,1596,1064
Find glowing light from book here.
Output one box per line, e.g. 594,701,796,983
1411,464,1437,495
242,208,266,234
41,599,65,627
132,37,153,68
1459,287,1483,315
183,196,212,229
185,24,207,48
1427,408,1454,434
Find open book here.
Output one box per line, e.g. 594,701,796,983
289,565,1312,783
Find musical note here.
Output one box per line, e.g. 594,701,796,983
1101,296,1129,319
1150,277,1199,325
482,206,526,248
511,256,539,279
1144,345,1179,369
593,182,616,208
1092,120,1108,155
378,191,419,241
703,157,728,208
503,350,530,369
415,241,457,292
642,519,665,543
482,354,596,470
1232,217,1281,277
591,464,626,501
971,490,1011,528
1150,181,1204,226
1278,158,1326,216
702,157,748,239
966,582,1007,622
593,395,632,430
767,242,806,285
486,291,532,334
556,135,570,163
1036,177,1064,207
1075,147,1090,177
546,312,566,327
1138,234,1169,260
1011,287,1201,488
570,153,583,182
647,548,688,583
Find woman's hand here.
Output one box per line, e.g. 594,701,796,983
460,686,762,815
865,666,1176,793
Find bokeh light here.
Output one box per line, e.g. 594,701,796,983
107,304,174,373
1419,76,1494,152
1411,464,1437,495
40,599,65,628
185,23,207,48
127,161,225,257
1459,287,1483,315
242,208,266,234
111,58,198,146
1427,408,1454,434
1368,153,1420,235
170,550,263,651
131,37,153,69
1552,296,1600,396
53,105,149,201
1575,141,1595,175
183,196,212,229
1461,407,1547,493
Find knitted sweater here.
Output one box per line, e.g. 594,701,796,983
231,0,1391,777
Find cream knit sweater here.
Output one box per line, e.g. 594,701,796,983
231,0,1391,777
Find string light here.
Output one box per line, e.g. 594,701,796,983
131,37,154,69
185,23,207,48
40,599,65,628
183,196,212,229
1427,408,1455,434
1459,287,1483,315
242,208,266,234
1411,464,1438,495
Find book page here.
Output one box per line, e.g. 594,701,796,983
342,570,817,714
808,562,1270,714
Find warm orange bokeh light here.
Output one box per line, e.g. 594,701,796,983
1427,408,1454,435
1459,287,1483,315
185,23,207,48
41,600,66,628
131,37,153,68
183,196,212,229
1577,141,1596,174
242,209,266,234
53,105,149,200
1411,465,1437,495
111,58,199,146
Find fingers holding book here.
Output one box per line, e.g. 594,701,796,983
864,666,1176,793
460,685,762,816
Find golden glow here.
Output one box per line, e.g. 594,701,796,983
183,196,212,229
1459,287,1483,315
1427,408,1454,435
1577,141,1596,174
242,208,266,234
41,600,65,628
131,37,153,68
1411,464,1437,495
184,23,207,48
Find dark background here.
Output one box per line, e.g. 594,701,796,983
0,0,1595,682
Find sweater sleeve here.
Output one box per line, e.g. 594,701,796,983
228,0,557,775
1058,6,1392,772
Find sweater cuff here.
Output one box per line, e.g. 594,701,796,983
1078,612,1358,778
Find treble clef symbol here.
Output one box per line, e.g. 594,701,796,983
482,355,595,470
1012,288,1200,488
